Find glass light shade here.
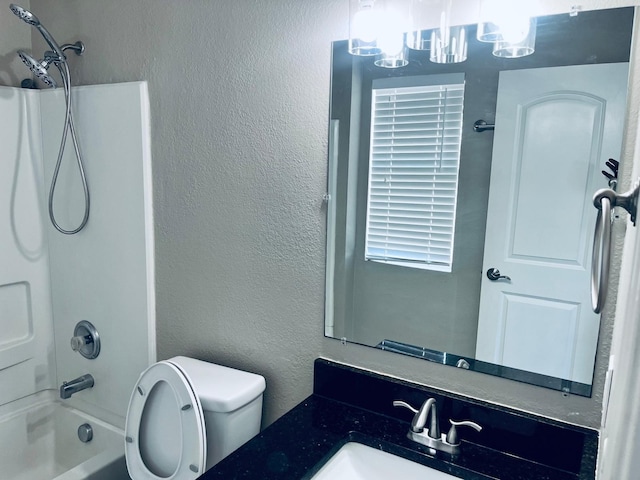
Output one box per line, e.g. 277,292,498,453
476,21,501,42
407,0,451,50
349,0,384,56
406,29,430,50
375,23,408,69
492,17,537,58
477,0,535,43
374,46,409,68
430,25,467,64
349,0,412,56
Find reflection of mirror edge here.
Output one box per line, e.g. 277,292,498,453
376,339,590,397
325,7,635,398
325,119,339,338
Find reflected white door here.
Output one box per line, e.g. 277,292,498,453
475,63,628,384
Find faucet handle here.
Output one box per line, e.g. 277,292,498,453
70,334,92,351
445,419,482,446
393,398,437,435
393,400,426,433
393,400,424,432
392,400,418,413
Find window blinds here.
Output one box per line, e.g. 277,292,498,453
365,81,464,272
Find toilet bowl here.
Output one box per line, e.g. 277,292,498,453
124,356,265,480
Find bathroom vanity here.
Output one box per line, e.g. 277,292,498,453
199,359,598,479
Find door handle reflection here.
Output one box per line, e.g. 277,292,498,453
486,268,511,282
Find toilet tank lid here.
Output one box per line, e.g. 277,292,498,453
167,356,266,413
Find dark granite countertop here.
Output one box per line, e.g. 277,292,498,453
199,359,597,479
200,394,588,480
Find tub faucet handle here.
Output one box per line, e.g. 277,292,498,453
70,334,93,351
70,321,100,359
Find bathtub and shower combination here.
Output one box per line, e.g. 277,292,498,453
2,5,155,480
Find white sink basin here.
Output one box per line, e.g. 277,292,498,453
310,442,459,480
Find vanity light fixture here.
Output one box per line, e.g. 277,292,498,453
420,0,469,64
374,3,410,67
349,0,413,67
407,0,450,52
374,47,409,68
348,0,539,68
349,0,385,56
430,25,467,64
492,17,537,58
477,0,509,42
477,0,538,58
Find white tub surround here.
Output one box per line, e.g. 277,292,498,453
1,81,155,450
42,82,156,428
0,391,127,480
0,86,56,405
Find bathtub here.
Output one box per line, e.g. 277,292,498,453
0,392,129,480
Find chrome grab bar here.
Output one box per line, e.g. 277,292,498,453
591,179,640,313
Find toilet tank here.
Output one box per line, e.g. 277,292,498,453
202,393,264,468
168,356,266,469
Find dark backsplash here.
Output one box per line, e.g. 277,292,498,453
314,358,598,477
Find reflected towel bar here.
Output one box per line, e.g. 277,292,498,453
473,119,495,132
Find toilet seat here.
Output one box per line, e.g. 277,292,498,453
125,361,207,480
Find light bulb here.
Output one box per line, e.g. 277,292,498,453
378,9,408,55
477,0,535,43
492,11,530,43
352,7,381,43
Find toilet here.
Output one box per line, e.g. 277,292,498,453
124,356,265,479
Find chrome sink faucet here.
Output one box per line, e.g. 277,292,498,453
60,374,94,399
393,397,481,455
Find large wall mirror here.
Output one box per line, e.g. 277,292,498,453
325,7,634,396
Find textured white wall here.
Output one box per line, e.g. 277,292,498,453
25,0,346,426
22,0,640,428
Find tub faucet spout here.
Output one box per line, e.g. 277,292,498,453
60,374,94,399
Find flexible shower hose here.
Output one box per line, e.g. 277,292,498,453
48,60,90,235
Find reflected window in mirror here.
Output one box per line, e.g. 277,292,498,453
366,75,465,272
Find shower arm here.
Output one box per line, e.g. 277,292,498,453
60,41,85,56
45,42,85,64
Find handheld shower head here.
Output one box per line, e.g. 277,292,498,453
17,50,57,87
9,3,40,26
10,4,66,61
10,4,90,235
